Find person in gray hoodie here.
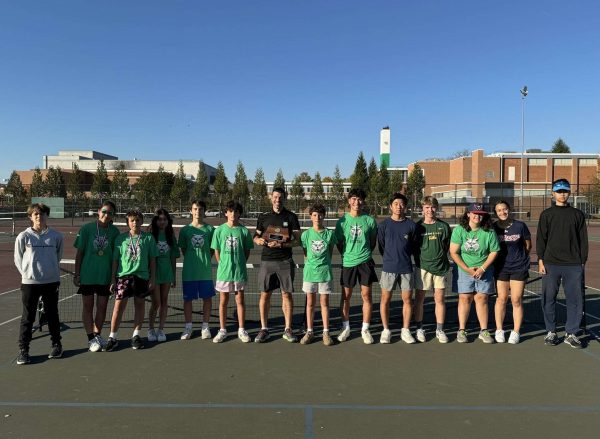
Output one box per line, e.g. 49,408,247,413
14,203,64,365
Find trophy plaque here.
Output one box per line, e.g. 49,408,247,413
264,225,289,242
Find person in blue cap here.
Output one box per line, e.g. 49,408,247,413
537,178,588,348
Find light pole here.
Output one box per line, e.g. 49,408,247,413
520,85,528,215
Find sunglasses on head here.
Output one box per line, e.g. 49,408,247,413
101,209,114,215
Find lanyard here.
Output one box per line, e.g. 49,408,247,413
128,232,142,261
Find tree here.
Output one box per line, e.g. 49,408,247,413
5,171,28,206
449,149,471,159
289,175,305,212
376,163,391,213
389,170,404,195
311,172,324,202
111,162,131,210
45,166,66,197
251,167,268,212
551,138,571,153
133,169,152,211
273,168,286,190
367,157,379,203
406,164,426,210
331,165,346,211
298,171,313,182
30,167,46,197
170,161,189,213
213,161,229,211
152,164,171,208
67,163,85,203
232,161,250,207
91,159,111,200
584,175,600,215
192,160,210,201
349,151,368,192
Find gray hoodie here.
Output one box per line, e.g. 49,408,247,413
14,227,64,284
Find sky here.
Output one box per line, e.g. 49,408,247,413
1,0,599,182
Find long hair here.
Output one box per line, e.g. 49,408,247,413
150,208,175,247
459,208,493,232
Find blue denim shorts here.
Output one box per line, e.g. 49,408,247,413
452,265,496,294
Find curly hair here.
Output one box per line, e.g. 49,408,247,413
458,208,493,232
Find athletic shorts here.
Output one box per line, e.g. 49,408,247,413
495,270,529,282
182,280,216,301
258,259,295,293
414,268,447,291
340,259,378,288
77,284,111,297
215,280,246,293
115,276,150,300
302,281,333,294
379,271,413,292
452,265,495,295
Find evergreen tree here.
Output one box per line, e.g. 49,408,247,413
170,161,189,212
406,164,426,210
5,171,28,205
331,165,346,211
213,161,229,211
251,167,268,212
45,166,65,197
30,167,46,197
133,169,151,211
367,157,379,203
349,152,369,192
192,160,210,201
389,170,404,195
298,171,313,182
232,161,250,207
551,138,571,153
152,164,171,208
111,162,131,211
67,163,85,202
273,168,286,190
376,163,390,213
289,175,305,212
311,172,324,202
91,159,111,200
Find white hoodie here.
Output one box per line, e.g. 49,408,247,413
14,227,63,284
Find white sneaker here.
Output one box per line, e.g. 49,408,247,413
508,331,520,345
361,329,374,345
180,327,192,340
337,326,351,342
436,329,449,344
401,328,416,344
238,329,251,343
201,327,212,339
213,329,227,343
147,328,157,342
495,329,506,343
380,329,392,344
156,329,166,343
88,336,102,352
416,328,426,343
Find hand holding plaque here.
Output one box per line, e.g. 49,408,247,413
264,225,289,243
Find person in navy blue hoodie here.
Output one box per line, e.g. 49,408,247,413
537,179,588,349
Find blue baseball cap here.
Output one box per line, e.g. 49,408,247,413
552,179,571,192
467,203,487,215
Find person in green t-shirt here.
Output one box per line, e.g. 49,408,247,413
210,201,254,343
450,203,500,344
413,196,451,344
147,208,180,343
300,204,338,346
334,188,378,344
106,209,158,352
178,200,215,341
73,200,120,352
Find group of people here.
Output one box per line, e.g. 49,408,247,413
13,178,588,365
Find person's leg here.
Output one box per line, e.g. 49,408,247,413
360,285,372,324
235,291,245,329
509,280,525,334
19,284,41,350
414,290,426,325
563,265,584,335
133,296,145,331
259,291,272,329
110,298,128,334
202,297,212,325
40,283,61,346
306,292,316,330
148,287,160,330
433,288,446,326
541,264,561,333
183,300,193,325
401,290,413,329
380,290,392,329
457,294,473,330
282,291,294,329
474,292,489,330
159,283,170,330
82,294,95,336
94,295,109,335
341,287,352,322
320,293,330,332
219,292,230,330
495,280,510,331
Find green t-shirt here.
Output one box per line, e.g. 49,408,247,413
153,231,180,285
113,232,158,280
301,227,337,282
74,221,121,285
179,223,214,281
335,213,377,268
414,220,451,276
210,224,254,282
450,226,500,271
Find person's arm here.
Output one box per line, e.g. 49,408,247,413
579,213,589,266
13,233,25,276
449,242,476,277
110,259,118,293
74,248,84,286
148,257,156,292
524,239,532,255
536,213,548,274
170,255,177,287
56,233,64,263
369,222,377,252
377,223,385,256
474,251,497,279
214,249,221,263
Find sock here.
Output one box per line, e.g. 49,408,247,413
307,328,313,333
202,322,209,329
132,329,140,337
238,327,245,332
87,333,95,341
109,332,117,339
362,323,370,331
480,329,488,332
94,332,101,337
185,322,192,330
323,329,329,333
436,323,443,331
415,321,423,329
342,321,350,329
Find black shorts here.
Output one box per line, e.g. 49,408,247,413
78,284,111,297
495,270,529,282
115,276,150,300
340,259,378,288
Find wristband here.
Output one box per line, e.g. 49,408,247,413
480,266,486,272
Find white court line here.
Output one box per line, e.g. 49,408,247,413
0,293,77,327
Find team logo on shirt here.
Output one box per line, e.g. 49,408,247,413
191,234,204,248
225,236,239,250
464,237,480,252
157,240,170,254
93,235,108,251
350,225,363,238
311,240,325,255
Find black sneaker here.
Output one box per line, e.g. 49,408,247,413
254,329,270,343
131,335,145,350
544,331,560,346
564,333,583,349
105,337,119,352
48,343,63,359
16,349,31,365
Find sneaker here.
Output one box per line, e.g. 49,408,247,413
147,328,157,342
48,343,63,359
282,328,297,343
544,331,560,346
401,328,416,344
238,329,251,343
131,335,145,350
380,329,392,344
300,331,314,345
156,329,167,343
495,330,505,343
180,327,192,340
88,336,102,352
201,327,212,340
16,349,30,365
479,330,494,344
361,329,374,345
564,333,583,349
105,337,118,351
456,329,468,343
416,328,426,343
507,331,520,345
322,332,334,346
213,329,228,343
254,328,270,343
97,335,107,350
337,326,351,342
436,329,449,344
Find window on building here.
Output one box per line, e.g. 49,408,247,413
508,166,515,181
579,158,597,166
528,158,546,166
485,171,495,179
554,158,572,166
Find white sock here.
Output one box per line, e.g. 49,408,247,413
307,328,313,333
342,321,350,329
238,327,245,332
132,329,140,337
185,323,192,330
323,329,329,333
362,323,370,331
202,322,209,329
109,332,117,339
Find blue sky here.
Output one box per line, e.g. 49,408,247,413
1,0,599,182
